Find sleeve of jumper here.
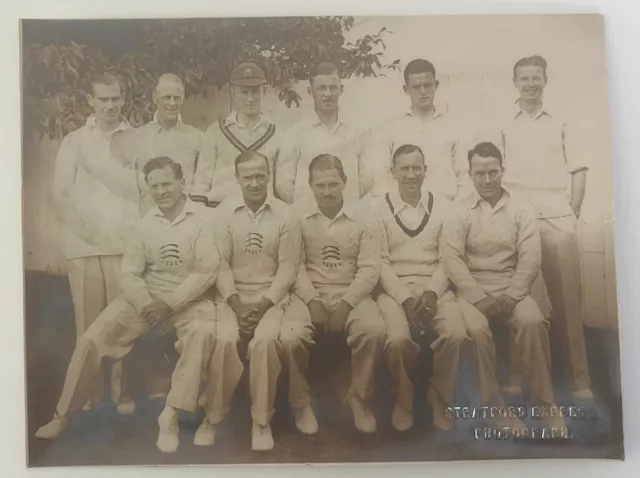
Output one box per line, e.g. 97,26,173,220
341,218,381,307
263,211,302,304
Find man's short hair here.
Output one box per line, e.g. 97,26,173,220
467,142,503,168
403,59,436,84
309,61,341,85
234,151,270,175
89,71,123,96
154,73,185,94
513,55,548,80
143,156,184,182
392,144,425,166
308,154,347,183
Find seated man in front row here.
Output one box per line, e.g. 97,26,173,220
442,142,565,431
36,157,240,453
375,144,468,432
294,154,386,433
214,151,315,452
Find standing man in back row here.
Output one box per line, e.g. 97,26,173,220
370,59,461,201
501,55,592,400
111,73,207,216
275,61,381,212
52,71,138,415
192,62,281,207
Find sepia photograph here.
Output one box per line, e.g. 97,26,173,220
20,14,623,467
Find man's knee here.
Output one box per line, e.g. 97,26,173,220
280,325,312,352
512,297,547,330
354,319,386,347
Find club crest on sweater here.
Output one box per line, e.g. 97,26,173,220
321,245,341,268
160,243,182,267
245,232,264,255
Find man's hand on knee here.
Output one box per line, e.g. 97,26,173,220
309,299,329,334
496,294,519,317
249,298,274,320
474,296,502,318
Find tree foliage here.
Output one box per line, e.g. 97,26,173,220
23,17,396,139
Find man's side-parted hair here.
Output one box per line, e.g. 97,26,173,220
309,61,341,85
308,154,347,183
234,150,270,175
143,156,184,182
467,142,503,168
392,144,425,166
513,55,548,80
403,59,436,84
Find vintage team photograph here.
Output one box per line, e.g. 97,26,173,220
21,14,623,466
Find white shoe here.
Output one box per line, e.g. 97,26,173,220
347,395,376,433
193,419,217,446
156,406,179,453
251,421,274,451
116,400,136,415
501,385,523,396
294,404,318,435
391,403,413,432
35,415,67,439
572,388,594,400
82,400,94,412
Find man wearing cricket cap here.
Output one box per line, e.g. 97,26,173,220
192,62,280,207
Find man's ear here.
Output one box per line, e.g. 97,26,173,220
402,84,409,95
435,80,440,90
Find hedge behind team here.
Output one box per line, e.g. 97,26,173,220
38,55,592,452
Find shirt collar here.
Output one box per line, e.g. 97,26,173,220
232,194,276,214
469,187,511,211
388,186,430,214
404,107,443,121
84,115,130,134
512,98,553,120
304,202,357,222
224,111,271,131
150,111,185,131
308,111,346,136
151,196,198,224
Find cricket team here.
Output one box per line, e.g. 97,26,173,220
35,55,592,453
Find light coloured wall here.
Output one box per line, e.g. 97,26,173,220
22,14,618,328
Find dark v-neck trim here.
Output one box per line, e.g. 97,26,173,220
385,192,434,237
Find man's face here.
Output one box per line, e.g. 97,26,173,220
469,155,503,200
308,73,343,114
310,167,346,212
89,82,124,124
232,85,263,117
236,156,269,204
147,166,185,210
513,65,546,102
392,151,426,194
404,72,438,110
154,81,184,123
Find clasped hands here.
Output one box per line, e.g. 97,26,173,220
141,299,174,336
401,290,439,337
228,294,274,337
